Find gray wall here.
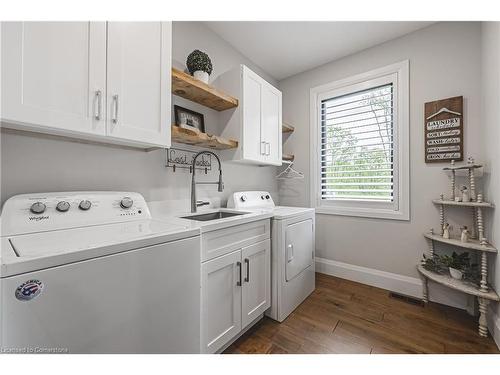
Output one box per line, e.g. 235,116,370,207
278,22,484,279
0,21,279,207
481,22,500,342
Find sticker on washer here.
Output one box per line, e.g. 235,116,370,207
15,279,44,301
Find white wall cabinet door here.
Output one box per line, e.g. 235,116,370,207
241,240,271,328
242,68,264,162
1,22,106,136
106,22,171,147
201,250,242,354
241,66,281,165
260,84,282,165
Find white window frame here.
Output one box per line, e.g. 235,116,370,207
310,60,410,220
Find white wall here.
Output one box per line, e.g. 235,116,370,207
481,21,500,346
279,22,484,286
0,21,278,207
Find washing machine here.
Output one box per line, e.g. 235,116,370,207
0,191,201,353
228,191,315,322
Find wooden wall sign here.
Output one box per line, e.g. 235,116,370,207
424,96,464,163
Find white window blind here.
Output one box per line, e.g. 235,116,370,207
310,61,409,220
320,83,394,202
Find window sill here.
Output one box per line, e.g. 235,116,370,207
314,205,409,221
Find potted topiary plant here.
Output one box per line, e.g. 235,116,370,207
440,251,470,280
186,49,213,84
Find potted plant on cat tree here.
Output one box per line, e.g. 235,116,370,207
441,252,470,280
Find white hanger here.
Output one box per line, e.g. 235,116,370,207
426,107,462,120
276,161,304,180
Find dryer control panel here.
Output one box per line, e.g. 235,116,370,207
227,191,276,210
1,192,151,236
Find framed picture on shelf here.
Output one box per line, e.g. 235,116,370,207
174,105,205,133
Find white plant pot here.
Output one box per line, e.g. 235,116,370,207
449,267,463,280
193,70,209,84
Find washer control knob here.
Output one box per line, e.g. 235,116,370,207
265,195,271,200
240,195,247,202
79,200,92,211
56,201,70,212
120,197,133,209
261,195,266,200
30,202,46,214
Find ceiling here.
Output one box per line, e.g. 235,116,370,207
205,22,434,81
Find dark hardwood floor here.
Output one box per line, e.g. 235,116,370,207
224,273,500,354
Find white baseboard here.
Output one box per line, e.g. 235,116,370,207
315,257,471,310
488,306,500,350
315,257,423,298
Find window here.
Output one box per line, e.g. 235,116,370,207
310,61,409,220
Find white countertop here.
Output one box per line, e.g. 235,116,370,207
1,201,273,277
148,202,273,233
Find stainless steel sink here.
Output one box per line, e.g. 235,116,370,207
181,211,249,222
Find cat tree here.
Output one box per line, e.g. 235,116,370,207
417,159,499,337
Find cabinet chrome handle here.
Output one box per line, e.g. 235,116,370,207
260,141,266,155
112,94,119,124
244,258,250,282
266,142,271,156
94,90,102,120
237,261,242,286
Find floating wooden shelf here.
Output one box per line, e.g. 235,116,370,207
171,68,239,111
417,265,499,301
424,232,497,253
282,154,295,162
282,122,295,133
432,199,494,208
171,126,238,150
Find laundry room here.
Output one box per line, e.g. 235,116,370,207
1,1,500,373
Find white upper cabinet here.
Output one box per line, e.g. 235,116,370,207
260,83,282,164
241,71,263,162
217,65,282,166
106,22,171,147
1,22,107,136
1,21,171,149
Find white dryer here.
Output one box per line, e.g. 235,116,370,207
0,192,201,353
228,191,315,322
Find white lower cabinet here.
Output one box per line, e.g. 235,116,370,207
241,240,271,328
201,249,242,354
201,231,271,354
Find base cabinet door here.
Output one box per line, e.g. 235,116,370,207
241,239,271,328
106,22,171,147
201,250,242,353
1,22,106,135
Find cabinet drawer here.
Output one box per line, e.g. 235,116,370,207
202,219,270,262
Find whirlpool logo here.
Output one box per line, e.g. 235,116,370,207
15,280,44,301
28,215,49,221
